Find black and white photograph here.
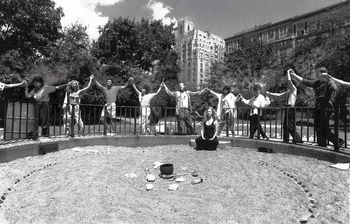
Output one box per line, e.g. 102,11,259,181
0,0,349,223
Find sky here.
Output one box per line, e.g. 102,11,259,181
53,0,345,40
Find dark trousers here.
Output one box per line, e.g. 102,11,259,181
249,114,267,139
177,108,194,133
195,136,218,151
37,103,50,137
314,106,342,147
283,107,302,142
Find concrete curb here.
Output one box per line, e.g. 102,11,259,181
1,136,349,164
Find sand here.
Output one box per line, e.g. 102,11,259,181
0,145,349,224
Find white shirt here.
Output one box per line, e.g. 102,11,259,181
175,91,190,109
287,86,297,106
140,93,156,107
242,94,270,115
217,93,237,118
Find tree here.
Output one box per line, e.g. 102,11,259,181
92,17,179,107
0,0,63,58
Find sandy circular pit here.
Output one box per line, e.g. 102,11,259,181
0,145,348,224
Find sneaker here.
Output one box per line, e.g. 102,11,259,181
263,137,269,141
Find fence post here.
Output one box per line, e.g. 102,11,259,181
70,104,75,138
334,104,339,151
103,105,107,135
226,112,229,137
134,106,137,135
33,102,39,140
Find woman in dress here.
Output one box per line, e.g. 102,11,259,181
195,107,219,151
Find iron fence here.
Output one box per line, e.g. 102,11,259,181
0,101,349,150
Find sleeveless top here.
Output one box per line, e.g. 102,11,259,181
204,120,216,139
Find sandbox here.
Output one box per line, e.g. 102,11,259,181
0,144,348,224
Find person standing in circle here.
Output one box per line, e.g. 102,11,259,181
131,80,163,134
207,86,240,137
195,107,219,151
266,69,303,143
163,82,205,134
95,77,132,135
63,75,94,136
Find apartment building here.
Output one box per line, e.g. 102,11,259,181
225,0,350,57
174,19,225,89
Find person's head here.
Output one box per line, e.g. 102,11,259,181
32,76,44,89
141,85,150,96
222,86,231,95
252,84,261,97
70,80,79,92
313,66,328,81
204,106,217,122
106,79,113,88
179,82,186,92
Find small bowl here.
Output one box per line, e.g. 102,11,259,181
160,164,174,175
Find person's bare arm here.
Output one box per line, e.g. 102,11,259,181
131,82,142,96
154,84,163,95
188,88,205,96
207,88,221,98
4,81,25,89
163,83,175,96
289,69,303,82
95,79,105,89
55,81,71,90
326,75,350,87
78,75,94,93
266,90,288,98
119,77,133,90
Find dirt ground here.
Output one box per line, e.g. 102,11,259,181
0,145,349,224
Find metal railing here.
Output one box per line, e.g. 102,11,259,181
0,101,349,150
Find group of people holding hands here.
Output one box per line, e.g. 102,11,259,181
0,66,349,151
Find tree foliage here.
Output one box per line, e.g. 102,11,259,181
92,17,179,107
0,0,63,58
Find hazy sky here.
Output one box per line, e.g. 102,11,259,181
53,0,344,40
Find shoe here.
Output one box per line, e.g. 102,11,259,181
292,140,304,144
263,137,269,141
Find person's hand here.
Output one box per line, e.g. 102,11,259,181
266,91,271,95
209,137,215,141
89,75,94,80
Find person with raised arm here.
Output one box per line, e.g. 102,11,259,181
266,70,303,143
163,82,205,134
240,84,271,140
289,67,344,151
131,80,163,134
194,107,219,151
207,86,240,137
25,75,70,137
63,75,94,136
95,77,132,135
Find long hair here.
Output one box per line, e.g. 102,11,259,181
203,106,218,123
67,80,80,92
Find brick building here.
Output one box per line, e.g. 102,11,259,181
225,1,350,58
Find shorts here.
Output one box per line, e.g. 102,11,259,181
101,103,116,118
